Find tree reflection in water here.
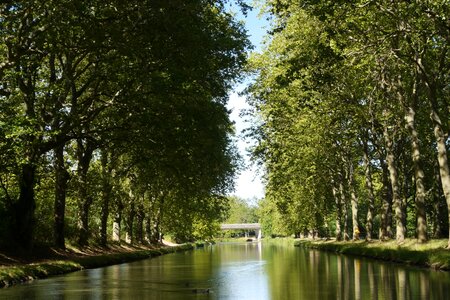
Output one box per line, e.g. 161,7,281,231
265,244,450,300
1,241,450,300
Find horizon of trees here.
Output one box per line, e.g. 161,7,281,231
248,0,450,246
0,0,251,250
221,196,259,237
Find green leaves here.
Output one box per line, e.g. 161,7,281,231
0,0,250,247
248,0,450,241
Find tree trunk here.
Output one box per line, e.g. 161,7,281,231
145,216,152,244
406,106,427,242
78,198,92,246
152,205,163,244
76,139,94,246
14,163,36,250
432,162,448,238
348,162,360,240
332,181,342,241
53,144,70,249
380,158,393,240
339,180,350,241
13,58,39,251
99,150,112,246
125,197,135,244
362,138,375,241
136,203,144,244
417,53,450,247
112,212,122,243
430,109,450,248
383,125,406,243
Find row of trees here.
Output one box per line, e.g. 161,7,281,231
248,0,450,245
0,0,250,250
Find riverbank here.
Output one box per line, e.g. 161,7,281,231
295,238,450,271
0,243,194,288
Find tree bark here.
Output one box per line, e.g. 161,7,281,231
380,158,393,240
430,109,450,248
405,105,427,242
53,144,70,249
112,212,122,243
415,40,450,247
362,138,375,241
76,139,94,246
125,191,135,244
13,63,39,250
432,162,448,238
14,163,36,250
383,125,406,243
145,216,152,244
332,181,342,241
339,180,350,241
136,204,145,244
99,150,112,246
348,162,360,240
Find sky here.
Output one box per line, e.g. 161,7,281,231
226,3,270,202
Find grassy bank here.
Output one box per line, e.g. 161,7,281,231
294,238,450,270
0,244,193,288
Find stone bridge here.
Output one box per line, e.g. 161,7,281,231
220,223,262,240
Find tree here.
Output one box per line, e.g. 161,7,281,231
0,0,250,249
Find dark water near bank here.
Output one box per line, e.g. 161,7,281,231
1,240,450,299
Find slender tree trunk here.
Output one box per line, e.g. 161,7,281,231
339,180,350,241
125,194,135,244
14,163,36,250
380,158,393,240
430,109,450,248
145,216,152,244
332,181,342,241
136,210,144,244
433,162,447,238
153,206,162,244
53,144,70,249
362,138,375,241
99,151,112,246
76,140,94,246
112,211,122,243
383,125,406,243
348,162,360,240
406,106,427,242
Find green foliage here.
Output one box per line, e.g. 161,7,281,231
246,0,450,244
0,0,250,248
224,196,258,224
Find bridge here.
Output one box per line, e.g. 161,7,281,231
220,223,262,240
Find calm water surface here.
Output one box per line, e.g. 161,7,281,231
1,240,450,299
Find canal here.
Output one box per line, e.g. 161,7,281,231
1,240,450,299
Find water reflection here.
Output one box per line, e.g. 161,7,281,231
266,244,450,300
0,241,449,299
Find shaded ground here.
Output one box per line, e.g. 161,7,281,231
0,243,164,267
0,242,192,288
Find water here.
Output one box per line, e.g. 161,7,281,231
1,240,450,299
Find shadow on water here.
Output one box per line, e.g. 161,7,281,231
1,241,449,299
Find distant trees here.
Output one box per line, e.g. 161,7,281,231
0,0,250,250
248,0,450,245
222,196,258,237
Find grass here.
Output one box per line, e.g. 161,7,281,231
294,238,450,270
0,243,194,288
